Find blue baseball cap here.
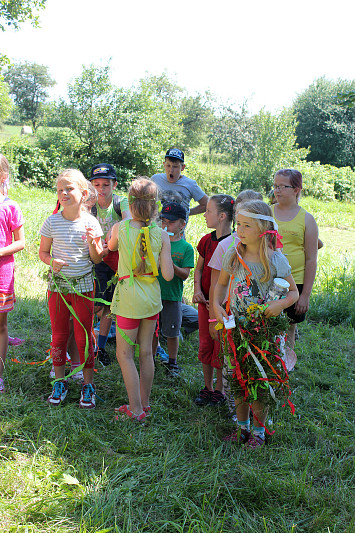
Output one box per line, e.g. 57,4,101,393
161,202,187,221
165,148,184,163
89,163,117,181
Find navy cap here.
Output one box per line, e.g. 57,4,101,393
165,148,184,163
161,202,187,221
89,163,117,181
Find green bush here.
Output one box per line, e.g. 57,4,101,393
36,127,84,169
298,160,355,202
0,137,61,188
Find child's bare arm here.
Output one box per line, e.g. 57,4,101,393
39,235,68,273
174,264,191,281
86,228,103,264
208,268,221,339
264,274,299,318
107,222,119,251
296,213,318,314
160,231,174,281
0,226,25,257
192,255,207,304
213,269,230,323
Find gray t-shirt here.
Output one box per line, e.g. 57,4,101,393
40,211,103,293
222,248,291,316
151,173,205,216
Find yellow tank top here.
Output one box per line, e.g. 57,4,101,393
110,221,163,318
272,206,306,284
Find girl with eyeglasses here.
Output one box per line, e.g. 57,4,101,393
271,169,319,352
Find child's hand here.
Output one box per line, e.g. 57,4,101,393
264,300,284,318
209,322,219,340
214,304,229,325
86,226,96,245
102,241,109,258
51,258,68,273
192,290,207,304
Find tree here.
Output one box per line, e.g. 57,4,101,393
4,61,55,130
294,77,355,168
58,64,183,182
0,78,12,123
0,0,46,31
209,103,255,164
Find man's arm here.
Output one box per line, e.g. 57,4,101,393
189,194,208,216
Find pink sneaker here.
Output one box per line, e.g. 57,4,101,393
114,405,146,422
246,434,265,449
0,378,5,393
8,336,25,346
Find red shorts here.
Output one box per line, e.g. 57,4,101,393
116,314,159,330
197,303,223,369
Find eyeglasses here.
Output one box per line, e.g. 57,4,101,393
273,185,294,191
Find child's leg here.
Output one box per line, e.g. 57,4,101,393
137,319,158,408
48,291,70,378
252,400,268,429
97,305,112,349
0,312,8,379
202,363,214,390
288,323,297,350
235,397,250,426
71,292,95,384
167,337,179,364
215,367,224,393
116,324,142,415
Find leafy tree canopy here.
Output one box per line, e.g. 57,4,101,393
4,61,55,130
0,78,12,123
294,77,355,168
58,65,184,183
0,0,46,31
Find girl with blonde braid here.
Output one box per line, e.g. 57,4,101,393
108,177,173,421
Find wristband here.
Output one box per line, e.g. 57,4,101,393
208,318,217,323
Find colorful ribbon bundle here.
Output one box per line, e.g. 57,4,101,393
221,303,294,414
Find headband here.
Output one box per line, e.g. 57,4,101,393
238,209,278,231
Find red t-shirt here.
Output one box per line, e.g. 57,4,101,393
197,231,231,299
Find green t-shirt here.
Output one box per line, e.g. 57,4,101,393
158,239,194,301
95,196,129,235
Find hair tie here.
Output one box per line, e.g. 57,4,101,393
230,199,234,204
259,230,283,248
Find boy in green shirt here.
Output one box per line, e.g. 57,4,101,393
155,202,194,376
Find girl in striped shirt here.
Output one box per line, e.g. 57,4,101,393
39,169,103,408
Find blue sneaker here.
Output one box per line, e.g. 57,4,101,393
156,345,169,363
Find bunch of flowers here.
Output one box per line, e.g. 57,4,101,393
222,303,293,409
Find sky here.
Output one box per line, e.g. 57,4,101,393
2,0,355,114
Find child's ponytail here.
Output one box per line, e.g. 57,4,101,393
128,177,158,276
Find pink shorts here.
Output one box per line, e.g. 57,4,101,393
116,314,159,330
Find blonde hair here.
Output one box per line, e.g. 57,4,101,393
56,169,89,210
236,189,263,205
128,177,158,276
231,199,276,282
0,154,10,195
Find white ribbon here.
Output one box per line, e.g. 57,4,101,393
238,210,278,231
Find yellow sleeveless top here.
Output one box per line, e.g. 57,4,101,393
110,221,163,318
272,206,306,284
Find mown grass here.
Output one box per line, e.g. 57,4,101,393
0,184,354,532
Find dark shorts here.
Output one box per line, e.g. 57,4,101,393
284,284,306,324
160,300,182,338
94,262,116,305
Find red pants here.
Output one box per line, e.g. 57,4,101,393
48,291,94,368
197,303,222,369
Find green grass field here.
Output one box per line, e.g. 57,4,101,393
0,185,354,532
